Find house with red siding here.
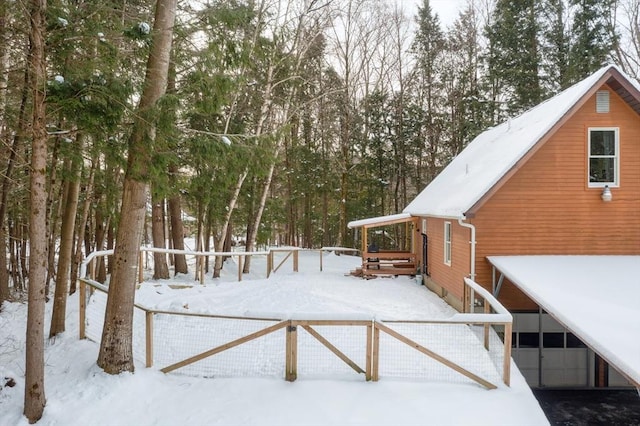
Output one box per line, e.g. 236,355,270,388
350,65,640,388
404,64,639,307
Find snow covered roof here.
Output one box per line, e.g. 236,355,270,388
488,255,640,387
347,213,412,229
404,65,640,219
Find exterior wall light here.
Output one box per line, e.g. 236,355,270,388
601,185,612,202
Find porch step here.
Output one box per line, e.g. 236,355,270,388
362,267,416,276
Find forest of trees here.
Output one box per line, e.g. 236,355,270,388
1,0,639,419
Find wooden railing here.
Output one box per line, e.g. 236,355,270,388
79,255,512,388
83,246,362,285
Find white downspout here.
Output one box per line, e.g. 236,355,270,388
458,217,477,313
457,217,476,282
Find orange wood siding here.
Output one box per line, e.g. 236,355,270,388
425,217,471,300
470,84,640,310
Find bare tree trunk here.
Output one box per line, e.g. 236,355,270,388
0,67,28,304
70,159,95,292
94,209,107,282
0,7,11,304
24,0,47,420
97,0,177,374
45,138,61,297
20,221,28,282
49,133,84,337
167,178,187,274
9,221,21,292
151,197,169,279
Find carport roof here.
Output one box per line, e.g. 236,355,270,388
487,255,640,387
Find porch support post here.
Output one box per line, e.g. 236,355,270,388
493,273,505,298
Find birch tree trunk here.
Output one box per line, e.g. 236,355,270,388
97,0,177,374
212,169,247,278
215,59,274,276
243,159,277,273
24,0,47,421
212,0,272,277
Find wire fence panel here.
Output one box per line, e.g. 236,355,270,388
469,323,507,382
151,314,284,378
85,290,106,344
80,268,512,388
377,322,503,387
85,290,149,365
296,325,368,380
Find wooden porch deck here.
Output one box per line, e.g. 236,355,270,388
351,251,417,278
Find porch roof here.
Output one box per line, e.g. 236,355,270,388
347,213,413,229
487,255,640,387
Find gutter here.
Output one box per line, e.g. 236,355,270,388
457,217,476,282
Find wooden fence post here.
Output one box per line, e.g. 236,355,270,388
79,279,86,339
200,255,205,285
484,302,491,350
372,322,380,381
90,258,96,281
366,323,373,381
138,251,144,284
146,311,154,367
293,249,298,272
285,322,297,381
503,322,512,386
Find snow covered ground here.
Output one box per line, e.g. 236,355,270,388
0,248,549,425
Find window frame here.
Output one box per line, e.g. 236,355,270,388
587,127,619,188
444,221,452,266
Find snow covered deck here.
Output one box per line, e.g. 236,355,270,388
487,255,640,387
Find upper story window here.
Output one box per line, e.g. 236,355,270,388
444,222,452,266
588,127,619,187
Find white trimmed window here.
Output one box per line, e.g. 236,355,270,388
444,222,452,266
588,127,619,187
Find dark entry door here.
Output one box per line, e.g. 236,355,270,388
422,233,428,275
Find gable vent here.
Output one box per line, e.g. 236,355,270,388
596,90,610,113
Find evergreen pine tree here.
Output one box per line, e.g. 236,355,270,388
485,0,543,114
567,0,618,82
410,0,445,183
541,0,571,90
